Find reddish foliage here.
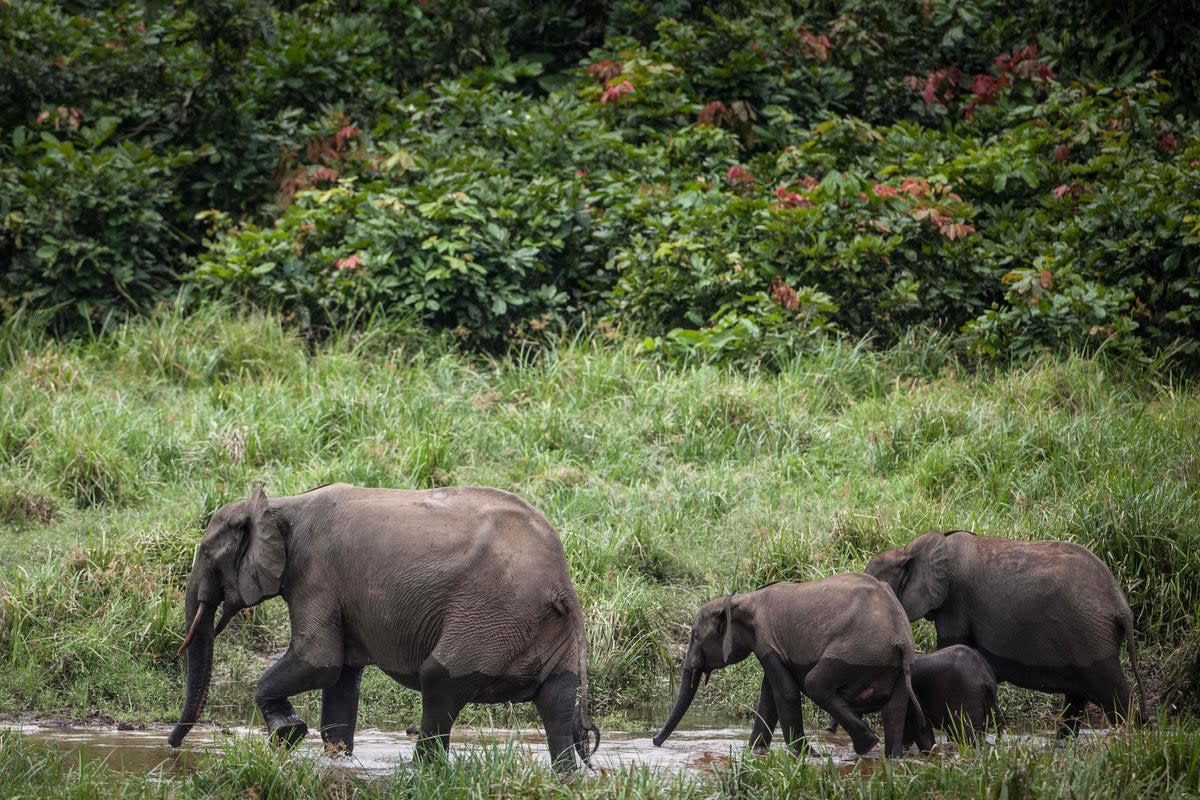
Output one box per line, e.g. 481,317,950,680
799,176,820,190
871,182,899,198
995,44,1053,82
770,276,800,310
697,100,732,126
35,106,84,130
335,253,362,271
1159,132,1178,151
1052,144,1072,162
600,79,635,104
900,177,930,198
798,27,832,61
587,59,623,83
918,67,963,106
1053,182,1086,199
726,165,756,186
773,186,811,208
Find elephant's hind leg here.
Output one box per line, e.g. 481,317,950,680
415,657,474,763
1056,693,1088,738
1087,659,1134,726
534,671,580,772
804,661,878,756
879,678,910,758
320,665,364,755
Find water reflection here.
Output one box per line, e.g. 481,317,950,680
1,720,1102,780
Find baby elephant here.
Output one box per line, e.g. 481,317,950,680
829,644,997,748
907,645,997,746
653,573,927,758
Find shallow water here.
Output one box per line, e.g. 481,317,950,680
2,721,885,777
1,720,1105,779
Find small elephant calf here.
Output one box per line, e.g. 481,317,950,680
906,645,997,746
829,645,997,749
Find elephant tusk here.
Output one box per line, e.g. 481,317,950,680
212,605,240,639
177,603,208,657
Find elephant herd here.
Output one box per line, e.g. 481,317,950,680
169,484,1145,772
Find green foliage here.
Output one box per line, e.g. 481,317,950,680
2,0,1199,362
0,119,196,328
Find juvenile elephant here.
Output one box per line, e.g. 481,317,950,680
652,573,929,758
169,484,599,771
865,530,1145,736
828,644,997,747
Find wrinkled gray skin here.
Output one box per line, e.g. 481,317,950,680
830,644,997,747
169,484,598,771
865,530,1146,736
653,574,927,758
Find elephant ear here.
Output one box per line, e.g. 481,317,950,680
896,530,952,621
721,593,751,664
237,485,286,606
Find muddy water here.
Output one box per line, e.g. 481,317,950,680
2,721,897,778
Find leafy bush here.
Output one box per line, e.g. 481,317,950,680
0,119,196,327
3,0,1199,366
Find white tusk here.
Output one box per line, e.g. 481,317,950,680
176,603,208,657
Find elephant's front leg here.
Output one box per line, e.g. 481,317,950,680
748,674,778,755
760,655,809,755
320,665,364,755
256,645,342,748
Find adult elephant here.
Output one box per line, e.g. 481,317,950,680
865,530,1145,735
168,484,599,771
652,574,929,758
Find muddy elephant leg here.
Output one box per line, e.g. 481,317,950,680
1057,693,1088,738
415,657,474,762
534,670,580,772
760,655,809,755
804,661,878,757
320,664,364,755
748,674,778,754
256,646,342,747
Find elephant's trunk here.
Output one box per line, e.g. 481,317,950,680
653,666,703,746
169,592,216,747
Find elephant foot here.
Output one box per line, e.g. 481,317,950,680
322,740,353,758
266,713,309,748
851,731,879,756
786,738,815,757
752,744,770,756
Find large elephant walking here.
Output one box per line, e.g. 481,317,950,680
652,574,928,758
865,530,1145,735
169,484,599,770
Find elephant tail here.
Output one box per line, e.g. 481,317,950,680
1121,614,1148,724
901,651,928,741
575,610,601,767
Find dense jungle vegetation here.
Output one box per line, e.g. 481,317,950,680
1,1,1199,797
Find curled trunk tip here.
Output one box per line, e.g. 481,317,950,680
653,667,700,746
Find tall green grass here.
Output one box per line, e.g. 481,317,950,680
0,307,1197,728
